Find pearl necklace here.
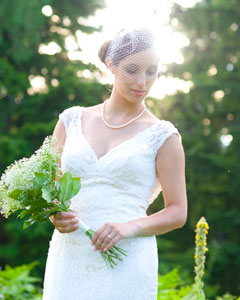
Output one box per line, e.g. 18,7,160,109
101,99,147,129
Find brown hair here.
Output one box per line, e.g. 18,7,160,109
98,40,112,65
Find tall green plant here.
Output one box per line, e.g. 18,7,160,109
157,216,209,299
182,216,209,299
163,0,240,294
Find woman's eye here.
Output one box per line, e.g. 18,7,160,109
147,70,157,76
125,68,157,76
126,69,137,74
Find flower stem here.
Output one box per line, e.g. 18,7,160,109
78,224,128,269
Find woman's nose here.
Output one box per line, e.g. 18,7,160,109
136,72,146,86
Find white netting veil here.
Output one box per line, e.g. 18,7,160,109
104,27,159,66
99,26,161,85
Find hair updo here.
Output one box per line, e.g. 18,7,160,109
98,40,112,64
98,27,157,68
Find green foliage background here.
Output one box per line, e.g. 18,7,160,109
0,0,239,298
0,0,107,286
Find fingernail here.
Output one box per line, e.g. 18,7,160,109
104,248,107,252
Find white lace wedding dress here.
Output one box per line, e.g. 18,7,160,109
42,105,181,300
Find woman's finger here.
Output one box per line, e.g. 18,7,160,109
54,217,79,227
55,211,76,220
70,209,78,216
49,215,54,224
98,232,118,252
92,224,108,245
94,227,116,251
57,223,79,233
101,234,121,253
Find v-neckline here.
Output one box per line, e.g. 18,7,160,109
78,106,161,162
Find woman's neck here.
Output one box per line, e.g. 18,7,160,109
106,92,146,120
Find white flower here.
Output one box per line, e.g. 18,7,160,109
0,136,61,217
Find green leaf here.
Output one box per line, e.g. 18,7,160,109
26,206,63,225
17,200,50,220
54,180,60,197
33,172,48,194
58,172,81,207
58,172,72,203
17,209,29,219
70,177,81,199
23,218,36,229
51,163,57,181
41,185,53,203
8,189,22,200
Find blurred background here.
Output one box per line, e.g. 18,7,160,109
0,0,239,298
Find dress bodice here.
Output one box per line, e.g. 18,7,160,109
59,105,181,229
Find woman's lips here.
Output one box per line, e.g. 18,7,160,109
131,90,145,96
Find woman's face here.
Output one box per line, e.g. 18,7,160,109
112,49,160,103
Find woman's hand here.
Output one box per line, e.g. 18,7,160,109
91,221,140,253
49,209,79,233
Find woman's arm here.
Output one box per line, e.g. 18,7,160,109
131,133,188,236
52,118,66,171
91,133,188,253
49,118,79,232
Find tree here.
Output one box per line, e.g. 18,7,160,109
153,0,240,296
0,0,107,279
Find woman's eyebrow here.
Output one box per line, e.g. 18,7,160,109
125,64,139,68
125,64,158,68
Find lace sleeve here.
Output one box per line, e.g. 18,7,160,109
59,106,81,135
151,120,182,156
147,120,182,205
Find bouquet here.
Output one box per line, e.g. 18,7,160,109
0,136,127,269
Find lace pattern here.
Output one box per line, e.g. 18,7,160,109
42,105,181,300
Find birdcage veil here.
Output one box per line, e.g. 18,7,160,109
104,27,159,66
100,26,161,83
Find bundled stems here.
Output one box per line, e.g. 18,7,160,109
79,222,128,269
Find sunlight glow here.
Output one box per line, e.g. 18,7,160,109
65,36,79,51
208,65,217,76
28,75,49,94
231,23,238,31
75,0,191,68
220,134,233,147
39,42,61,55
42,5,53,17
51,14,60,23
202,118,211,126
0,86,7,99
150,76,194,99
40,0,200,98
213,90,224,102
72,0,199,98
171,0,202,7
227,113,234,121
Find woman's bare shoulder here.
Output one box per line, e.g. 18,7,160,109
144,109,161,125
83,103,103,116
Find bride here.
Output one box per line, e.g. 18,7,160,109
42,26,187,300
